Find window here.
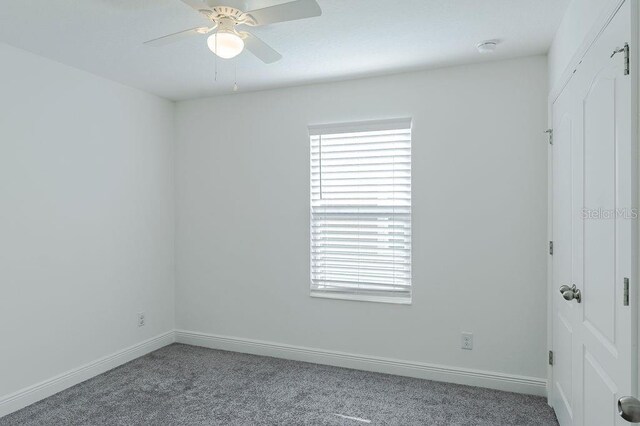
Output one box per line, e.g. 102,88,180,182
310,118,412,304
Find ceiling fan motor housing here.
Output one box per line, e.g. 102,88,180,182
217,16,241,36
203,6,256,26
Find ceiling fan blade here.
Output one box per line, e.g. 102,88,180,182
180,0,218,21
180,0,211,11
241,31,282,63
247,0,321,26
144,26,214,47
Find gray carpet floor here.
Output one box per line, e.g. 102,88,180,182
1,344,558,425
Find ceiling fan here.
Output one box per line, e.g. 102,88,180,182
144,0,322,64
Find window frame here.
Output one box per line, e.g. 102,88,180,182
309,118,413,305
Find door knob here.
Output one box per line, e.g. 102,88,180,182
559,285,572,294
619,396,640,423
560,284,582,303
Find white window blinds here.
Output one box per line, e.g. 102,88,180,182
310,118,412,304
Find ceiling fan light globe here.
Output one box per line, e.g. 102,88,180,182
207,32,244,59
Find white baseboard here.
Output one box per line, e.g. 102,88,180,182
0,331,175,418
0,329,547,419
175,329,547,397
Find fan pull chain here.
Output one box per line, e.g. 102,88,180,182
233,62,239,92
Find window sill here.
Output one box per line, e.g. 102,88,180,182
310,291,412,305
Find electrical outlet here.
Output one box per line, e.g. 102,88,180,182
461,332,473,350
137,312,145,327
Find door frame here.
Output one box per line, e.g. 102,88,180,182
546,0,640,407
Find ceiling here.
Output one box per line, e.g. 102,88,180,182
0,0,570,101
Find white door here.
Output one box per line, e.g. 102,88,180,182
551,63,578,426
551,1,636,425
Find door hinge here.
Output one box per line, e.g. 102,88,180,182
549,241,553,255
624,277,630,306
544,129,553,145
611,43,630,75
548,350,554,366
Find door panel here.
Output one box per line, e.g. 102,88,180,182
552,92,577,426
556,312,574,411
583,74,617,347
584,351,617,426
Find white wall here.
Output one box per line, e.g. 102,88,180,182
175,56,549,381
0,43,175,399
548,0,619,90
